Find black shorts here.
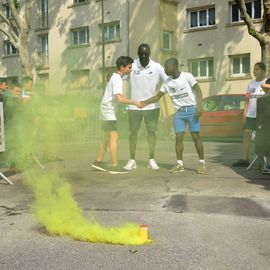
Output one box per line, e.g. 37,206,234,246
128,109,160,133
101,120,117,132
243,117,256,130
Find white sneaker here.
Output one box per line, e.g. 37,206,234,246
197,162,206,174
148,159,159,170
124,159,137,170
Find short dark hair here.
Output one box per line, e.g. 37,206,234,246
255,62,266,72
165,58,179,67
116,56,133,70
137,43,150,54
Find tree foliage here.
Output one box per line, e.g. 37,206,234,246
235,0,270,72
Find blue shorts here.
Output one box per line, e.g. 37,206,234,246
174,105,200,133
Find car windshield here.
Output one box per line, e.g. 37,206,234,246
202,95,246,112
202,96,222,112
220,96,246,111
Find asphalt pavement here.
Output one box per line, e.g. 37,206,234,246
0,139,270,270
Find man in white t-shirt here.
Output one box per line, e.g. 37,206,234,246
124,43,168,171
141,58,206,174
233,62,267,167
92,56,141,174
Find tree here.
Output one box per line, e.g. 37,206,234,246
0,0,32,77
235,0,270,73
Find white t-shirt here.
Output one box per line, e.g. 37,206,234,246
160,72,197,112
127,59,168,110
99,73,123,120
246,78,266,118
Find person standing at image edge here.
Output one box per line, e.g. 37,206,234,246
233,62,267,167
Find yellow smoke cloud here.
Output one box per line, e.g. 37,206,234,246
4,86,151,245
25,171,150,245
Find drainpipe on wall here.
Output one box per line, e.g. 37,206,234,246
125,0,129,56
101,0,106,92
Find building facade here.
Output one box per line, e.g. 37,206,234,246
0,0,177,95
0,0,263,99
177,0,263,97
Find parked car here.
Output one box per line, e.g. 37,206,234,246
199,94,246,138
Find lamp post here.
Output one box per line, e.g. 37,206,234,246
101,0,105,92
125,0,129,56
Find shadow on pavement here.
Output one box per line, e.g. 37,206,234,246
206,141,270,191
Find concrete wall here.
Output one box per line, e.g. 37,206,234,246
129,0,160,60
159,0,177,64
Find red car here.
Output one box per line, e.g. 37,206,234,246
200,94,246,138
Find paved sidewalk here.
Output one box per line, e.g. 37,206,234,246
0,140,270,270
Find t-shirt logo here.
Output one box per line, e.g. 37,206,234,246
171,88,176,93
148,71,153,75
171,93,189,99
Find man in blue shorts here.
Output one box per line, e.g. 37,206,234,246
141,58,206,174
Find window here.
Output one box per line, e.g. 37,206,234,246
39,34,48,54
3,41,18,56
189,7,215,29
71,27,89,46
3,4,12,19
189,58,214,79
221,95,247,111
229,54,250,77
101,22,120,42
202,95,246,112
163,31,172,50
38,34,49,68
73,0,88,4
39,0,48,28
70,69,90,89
230,0,261,23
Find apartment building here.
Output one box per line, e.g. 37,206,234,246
0,0,177,95
177,0,263,96
0,0,264,98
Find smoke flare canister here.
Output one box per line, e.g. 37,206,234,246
140,224,148,241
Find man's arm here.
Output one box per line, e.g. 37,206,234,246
192,83,203,117
142,91,165,105
115,94,141,108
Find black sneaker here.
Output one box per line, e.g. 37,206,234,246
109,165,129,175
2,168,19,177
232,159,250,167
92,161,108,172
